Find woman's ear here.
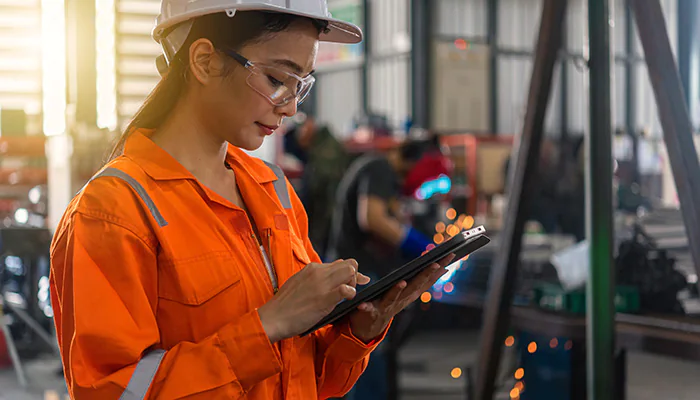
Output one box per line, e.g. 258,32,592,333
188,38,222,85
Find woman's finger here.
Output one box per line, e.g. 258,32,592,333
378,281,407,311
404,255,455,297
346,259,358,288
357,272,371,285
413,254,456,292
357,302,375,313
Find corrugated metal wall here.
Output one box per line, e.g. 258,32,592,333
316,68,362,137
367,0,411,130
315,0,412,135
314,0,363,136
0,0,43,135
434,0,486,38
115,0,161,132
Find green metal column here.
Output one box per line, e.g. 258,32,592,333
586,0,616,399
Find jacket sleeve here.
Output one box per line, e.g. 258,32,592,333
287,180,390,399
50,211,283,400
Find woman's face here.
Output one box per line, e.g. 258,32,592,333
193,21,320,151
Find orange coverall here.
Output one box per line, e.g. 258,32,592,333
50,129,386,399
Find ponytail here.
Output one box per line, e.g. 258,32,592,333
108,58,187,161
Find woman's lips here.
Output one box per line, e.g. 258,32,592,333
256,122,277,136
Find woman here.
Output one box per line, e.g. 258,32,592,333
49,1,454,399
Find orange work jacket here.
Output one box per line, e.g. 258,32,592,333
50,129,386,399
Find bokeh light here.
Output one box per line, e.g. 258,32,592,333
436,222,446,233
420,292,432,303
527,342,537,353
505,336,515,347
514,368,524,380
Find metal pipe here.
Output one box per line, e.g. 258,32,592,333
473,1,568,398
586,0,616,398
361,0,370,114
561,42,569,137
677,0,699,118
625,0,640,184
488,0,499,134
410,0,431,129
560,18,570,162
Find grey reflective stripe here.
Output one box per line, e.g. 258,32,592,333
119,349,166,400
90,168,168,227
263,161,291,209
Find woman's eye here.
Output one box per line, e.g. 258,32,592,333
267,75,284,87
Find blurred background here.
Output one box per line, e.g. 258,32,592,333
2,0,700,399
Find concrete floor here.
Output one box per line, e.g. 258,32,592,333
2,330,700,399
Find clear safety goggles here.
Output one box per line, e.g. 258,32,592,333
222,49,315,106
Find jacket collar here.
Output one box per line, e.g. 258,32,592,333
123,128,278,184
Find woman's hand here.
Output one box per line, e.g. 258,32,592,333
258,259,370,343
348,254,456,343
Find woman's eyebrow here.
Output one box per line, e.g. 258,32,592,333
271,59,314,76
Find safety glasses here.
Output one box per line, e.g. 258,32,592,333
222,49,315,106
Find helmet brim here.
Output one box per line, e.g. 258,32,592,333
153,4,363,45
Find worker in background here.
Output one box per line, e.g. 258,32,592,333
49,2,455,399
326,139,436,400
284,114,349,255
401,134,454,237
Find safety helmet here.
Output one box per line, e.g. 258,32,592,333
154,0,363,65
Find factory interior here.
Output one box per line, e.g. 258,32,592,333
3,0,700,399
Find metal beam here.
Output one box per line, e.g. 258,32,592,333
361,0,371,114
473,1,568,398
625,0,639,184
487,0,499,134
586,0,616,399
677,0,700,126
630,0,700,287
561,19,569,140
410,0,431,129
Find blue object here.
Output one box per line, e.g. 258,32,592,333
517,331,575,400
399,226,432,259
415,175,452,200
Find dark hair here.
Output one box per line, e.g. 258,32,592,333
399,138,435,163
108,11,329,160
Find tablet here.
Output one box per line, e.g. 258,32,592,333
300,225,491,336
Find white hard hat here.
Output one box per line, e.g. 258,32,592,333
154,0,363,64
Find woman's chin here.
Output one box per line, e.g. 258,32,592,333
236,137,266,152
